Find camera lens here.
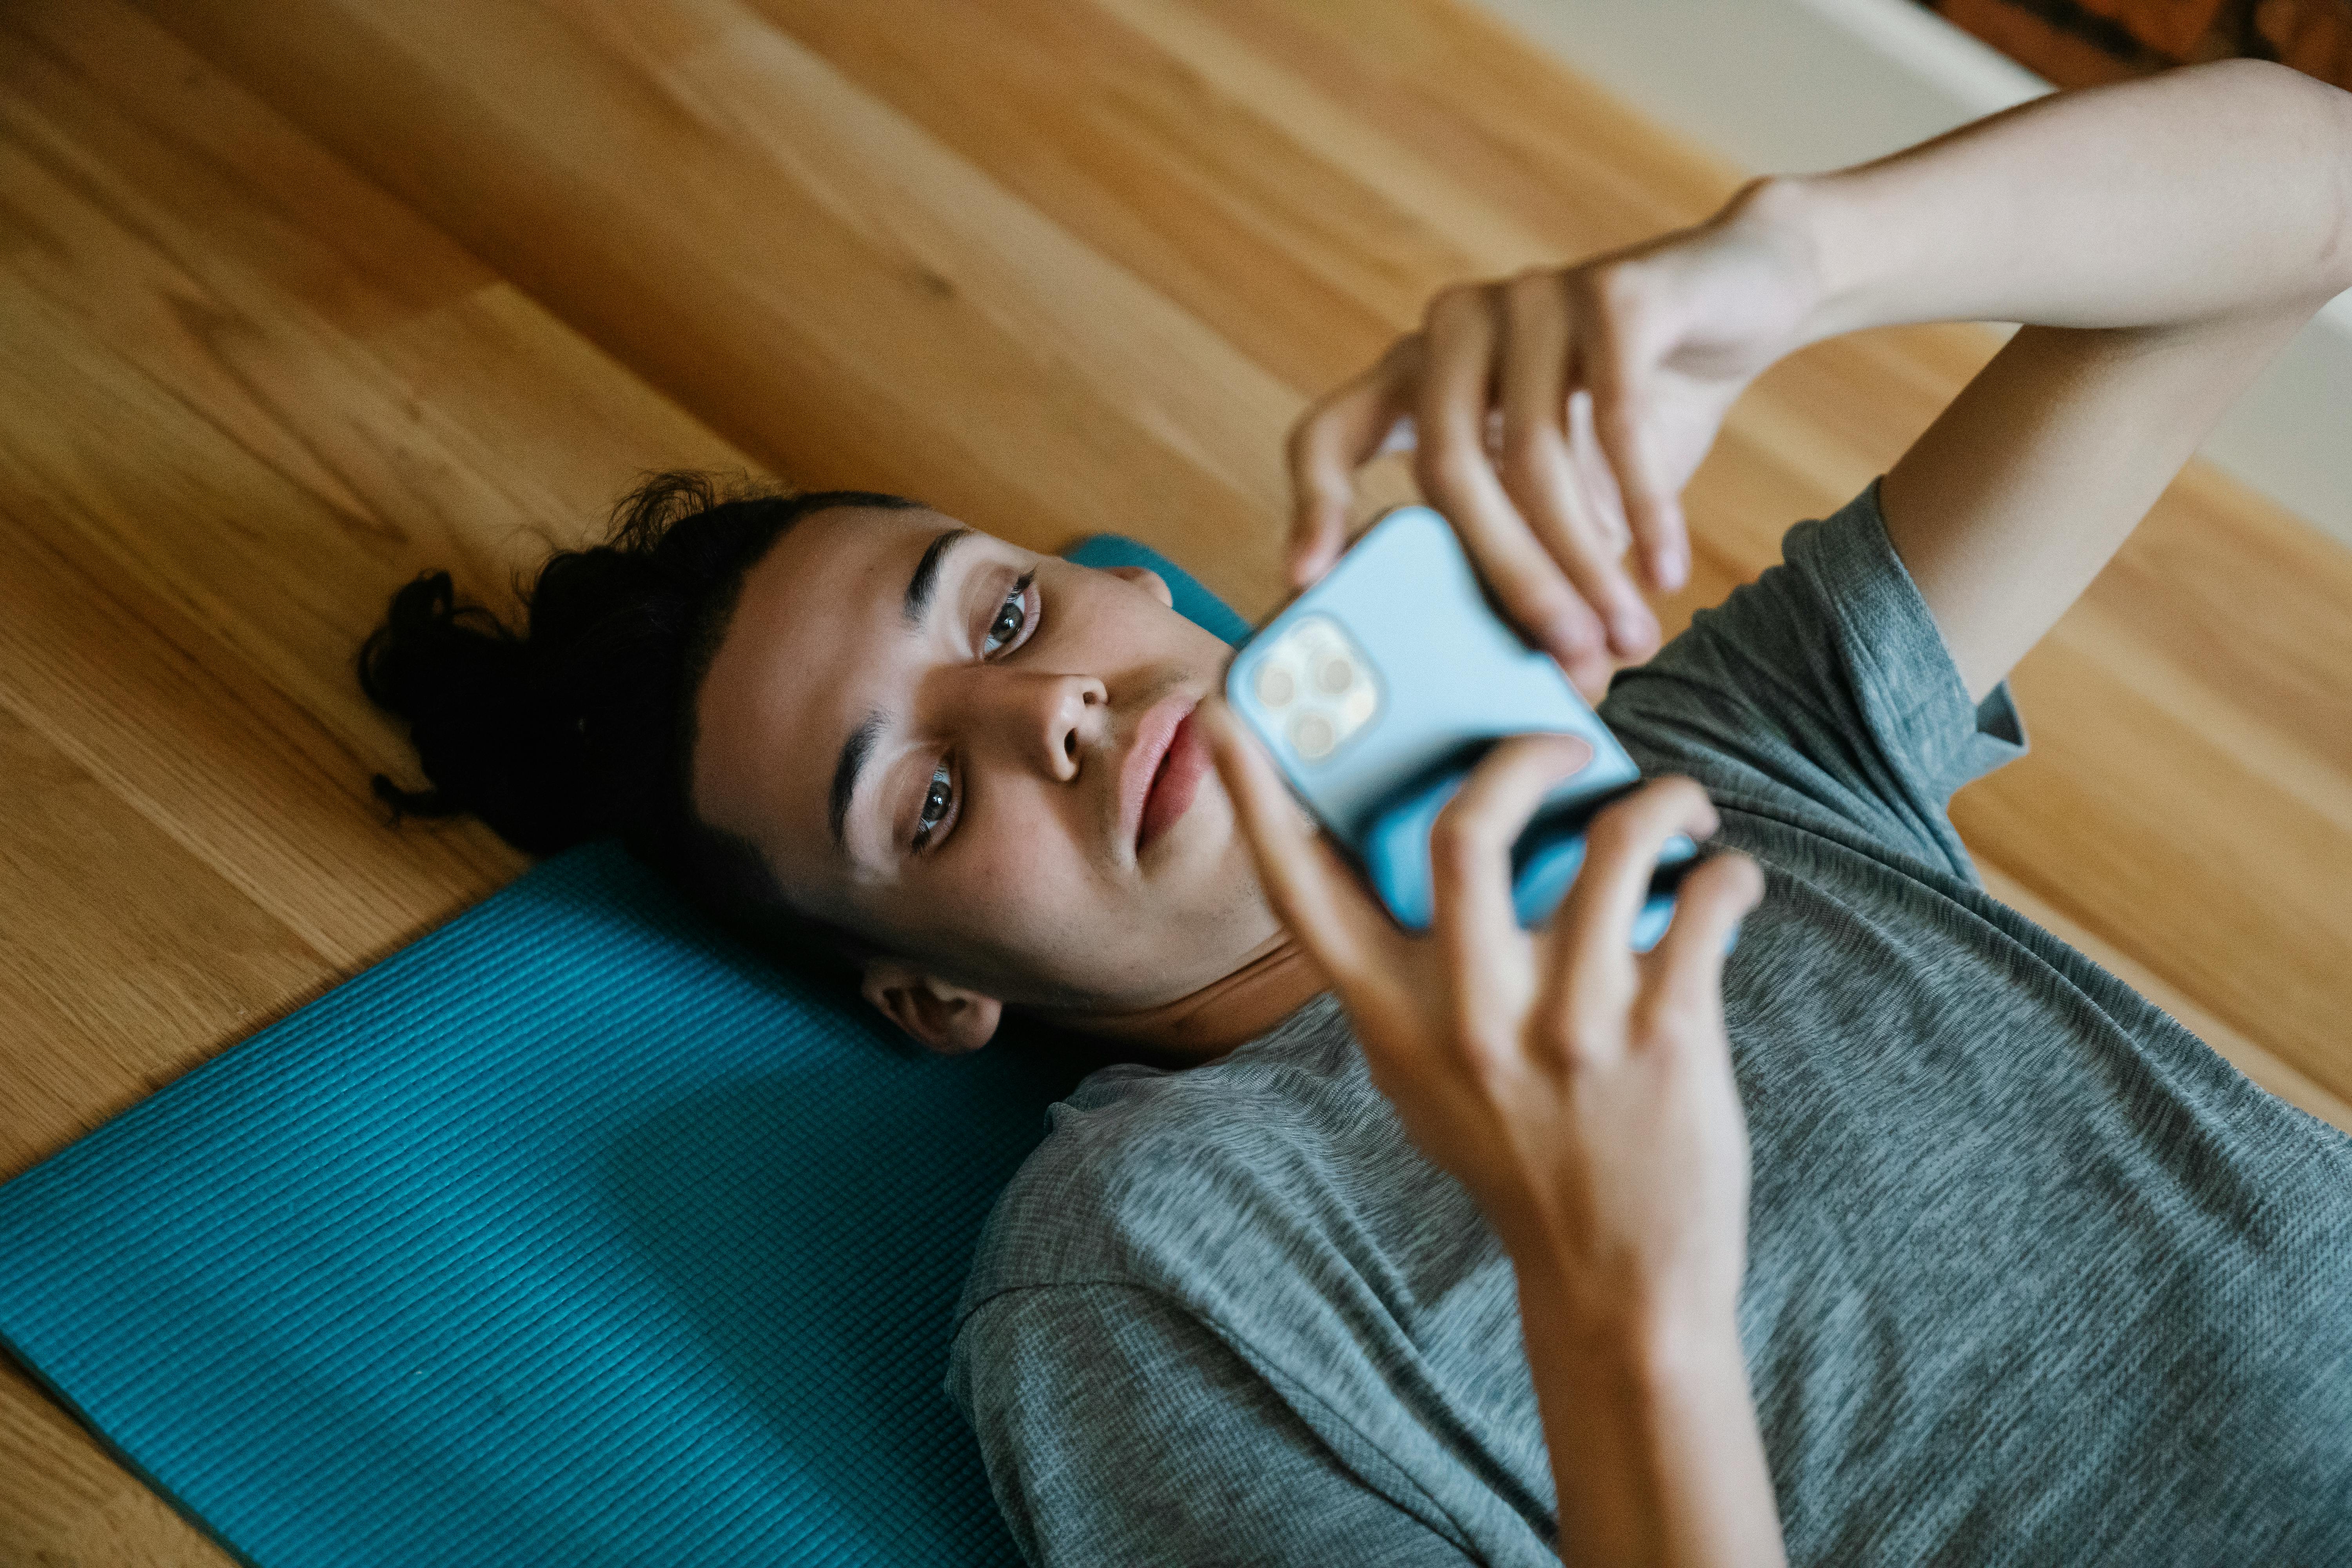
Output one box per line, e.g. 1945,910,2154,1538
1290,712,1336,760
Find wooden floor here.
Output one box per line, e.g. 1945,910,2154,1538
1,0,2347,1561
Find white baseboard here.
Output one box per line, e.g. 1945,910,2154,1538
1475,0,2352,549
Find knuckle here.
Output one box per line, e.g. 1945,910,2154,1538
1585,795,1645,851
1423,281,1480,330
1517,578,1579,627
1530,1007,1600,1069
1527,595,1601,660
1427,808,1501,882
1629,987,1698,1045
1657,773,1708,811
1442,995,1497,1066
1497,419,1558,477
1502,267,1561,314
1703,849,1766,907
1283,414,1319,463
1411,448,1451,497
1417,445,1484,497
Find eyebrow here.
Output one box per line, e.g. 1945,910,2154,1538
904,526,971,625
829,527,974,853
828,710,884,851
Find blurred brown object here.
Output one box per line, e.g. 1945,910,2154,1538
1937,0,2165,83
2256,0,2352,80
1929,0,2352,94
2075,0,2231,57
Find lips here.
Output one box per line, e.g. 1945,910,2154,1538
1118,693,1207,859
1138,708,1210,855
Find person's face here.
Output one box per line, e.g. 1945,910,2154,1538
692,503,1276,1047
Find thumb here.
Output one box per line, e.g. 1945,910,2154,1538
1287,339,1422,589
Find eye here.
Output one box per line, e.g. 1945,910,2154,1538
982,570,1036,656
912,759,954,851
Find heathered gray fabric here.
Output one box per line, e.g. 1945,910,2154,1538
945,476,2352,1566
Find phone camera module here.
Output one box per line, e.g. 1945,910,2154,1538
1254,615,1381,766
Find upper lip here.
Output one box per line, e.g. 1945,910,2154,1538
1116,691,1198,858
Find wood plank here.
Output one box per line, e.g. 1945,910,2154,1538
0,2,765,1557
0,1350,229,1568
143,0,1305,615
0,678,330,1181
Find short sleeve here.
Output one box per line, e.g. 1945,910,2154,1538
947,1282,1474,1568
1598,475,2029,883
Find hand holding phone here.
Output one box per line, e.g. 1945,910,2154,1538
1223,503,1731,951
1198,711,1781,1564
1285,180,1822,699
1197,711,1763,1238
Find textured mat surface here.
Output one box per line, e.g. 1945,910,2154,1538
0,534,1244,1568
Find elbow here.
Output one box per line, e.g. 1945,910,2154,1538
2325,89,2352,298
2234,57,2352,297
2165,59,2352,299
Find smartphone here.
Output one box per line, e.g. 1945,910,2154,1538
1223,505,1730,953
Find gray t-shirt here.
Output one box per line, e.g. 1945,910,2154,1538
945,477,2352,1565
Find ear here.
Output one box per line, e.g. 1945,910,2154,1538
859,956,1005,1054
1102,563,1174,609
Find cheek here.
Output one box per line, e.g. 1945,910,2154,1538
888,792,1105,960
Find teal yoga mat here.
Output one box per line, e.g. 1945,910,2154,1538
0,534,1248,1568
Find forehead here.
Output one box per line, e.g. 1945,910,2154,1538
691,502,962,903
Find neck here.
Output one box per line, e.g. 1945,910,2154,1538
1044,931,1327,1066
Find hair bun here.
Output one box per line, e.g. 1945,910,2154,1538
358,473,922,949
359,570,608,856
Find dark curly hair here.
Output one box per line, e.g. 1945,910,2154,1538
358,470,922,966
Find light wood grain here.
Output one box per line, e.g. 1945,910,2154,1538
1,0,2347,1561
0,1,751,1559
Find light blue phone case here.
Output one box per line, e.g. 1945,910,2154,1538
1225,505,1727,952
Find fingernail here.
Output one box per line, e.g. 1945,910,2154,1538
1653,544,1686,593
1612,610,1655,652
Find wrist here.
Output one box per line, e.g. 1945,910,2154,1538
1741,169,1907,348
1504,1237,1744,1383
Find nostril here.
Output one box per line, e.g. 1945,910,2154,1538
1064,730,1077,761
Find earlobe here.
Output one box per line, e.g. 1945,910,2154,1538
860,958,1004,1054
1103,564,1174,609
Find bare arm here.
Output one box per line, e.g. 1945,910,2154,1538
1263,56,2352,1566
1290,59,2352,708
1769,57,2352,703
1200,708,1781,1567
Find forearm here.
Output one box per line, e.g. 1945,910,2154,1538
1512,1251,1784,1567
1772,58,2352,343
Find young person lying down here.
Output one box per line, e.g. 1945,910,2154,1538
362,59,2352,1566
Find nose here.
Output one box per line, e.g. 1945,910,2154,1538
960,666,1109,782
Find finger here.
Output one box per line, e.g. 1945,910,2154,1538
1580,278,1690,594
1416,285,1615,698
1634,848,1764,1047
1426,733,1596,1020
1495,271,1661,663
1565,387,1632,556
1287,339,1423,590
1539,776,1721,1025
1195,697,1393,985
